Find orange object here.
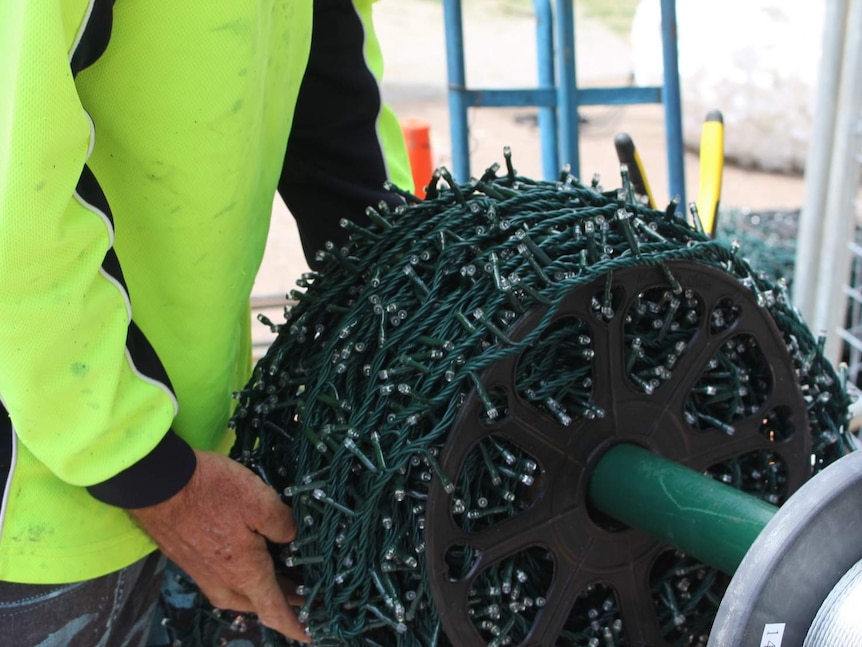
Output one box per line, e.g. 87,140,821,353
401,118,433,199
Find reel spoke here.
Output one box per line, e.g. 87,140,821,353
611,553,666,646
468,505,581,573
523,564,593,646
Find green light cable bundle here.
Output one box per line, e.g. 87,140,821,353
713,208,800,289
189,153,850,646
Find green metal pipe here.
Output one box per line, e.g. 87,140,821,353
587,444,778,575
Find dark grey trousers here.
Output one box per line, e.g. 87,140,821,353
0,550,165,647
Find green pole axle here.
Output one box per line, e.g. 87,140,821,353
588,444,778,575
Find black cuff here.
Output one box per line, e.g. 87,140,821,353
87,430,197,509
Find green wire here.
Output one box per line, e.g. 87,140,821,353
177,164,852,646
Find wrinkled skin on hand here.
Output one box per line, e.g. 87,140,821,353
130,449,308,642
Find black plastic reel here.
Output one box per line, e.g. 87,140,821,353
425,260,813,646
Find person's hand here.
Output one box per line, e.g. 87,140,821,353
129,449,308,642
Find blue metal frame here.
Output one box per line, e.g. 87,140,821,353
442,0,686,207
535,0,558,180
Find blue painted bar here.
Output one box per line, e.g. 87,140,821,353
660,0,686,209
555,1,580,177
457,86,663,109
459,88,557,108
578,86,664,106
442,0,471,182
535,0,558,180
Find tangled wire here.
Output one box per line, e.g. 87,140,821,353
177,153,851,646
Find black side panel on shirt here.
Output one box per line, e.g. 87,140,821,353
278,0,403,269
0,405,11,504
70,0,191,506
70,0,116,76
76,159,177,398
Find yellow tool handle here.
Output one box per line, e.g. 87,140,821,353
696,110,725,236
614,132,656,209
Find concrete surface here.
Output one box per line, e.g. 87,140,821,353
251,0,810,350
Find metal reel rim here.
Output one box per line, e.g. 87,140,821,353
708,449,862,646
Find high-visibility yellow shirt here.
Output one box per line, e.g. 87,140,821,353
0,0,411,584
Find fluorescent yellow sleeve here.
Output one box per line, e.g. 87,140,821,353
0,0,313,583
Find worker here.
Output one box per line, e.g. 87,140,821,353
0,0,412,644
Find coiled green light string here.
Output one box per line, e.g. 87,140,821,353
183,155,849,646
714,208,799,288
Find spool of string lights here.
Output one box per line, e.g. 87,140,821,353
189,152,850,646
